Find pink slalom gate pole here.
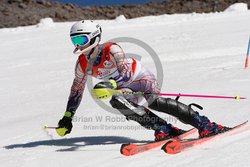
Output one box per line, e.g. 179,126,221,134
157,93,246,100
245,36,250,69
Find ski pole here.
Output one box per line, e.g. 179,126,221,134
157,93,246,100
116,90,246,100
43,125,57,129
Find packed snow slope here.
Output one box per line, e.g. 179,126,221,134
1,6,250,167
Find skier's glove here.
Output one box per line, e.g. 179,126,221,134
56,112,73,137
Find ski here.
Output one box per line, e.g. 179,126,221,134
161,121,248,154
120,128,197,156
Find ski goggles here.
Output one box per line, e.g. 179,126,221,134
71,34,90,47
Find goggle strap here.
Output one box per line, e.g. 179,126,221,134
70,32,90,37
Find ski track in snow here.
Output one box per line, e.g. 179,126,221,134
1,8,250,167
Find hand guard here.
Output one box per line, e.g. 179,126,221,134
91,79,122,99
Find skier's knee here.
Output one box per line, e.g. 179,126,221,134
109,95,136,116
110,96,123,109
110,95,133,110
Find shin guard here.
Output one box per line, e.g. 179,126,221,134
148,97,203,127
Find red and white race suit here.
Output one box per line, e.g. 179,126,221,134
66,42,160,112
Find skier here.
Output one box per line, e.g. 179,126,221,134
57,20,228,140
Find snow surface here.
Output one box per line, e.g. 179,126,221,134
1,6,250,167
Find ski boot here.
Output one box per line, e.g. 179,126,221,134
199,122,230,138
154,124,186,141
192,112,230,138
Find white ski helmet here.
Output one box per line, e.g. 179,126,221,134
70,20,102,54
